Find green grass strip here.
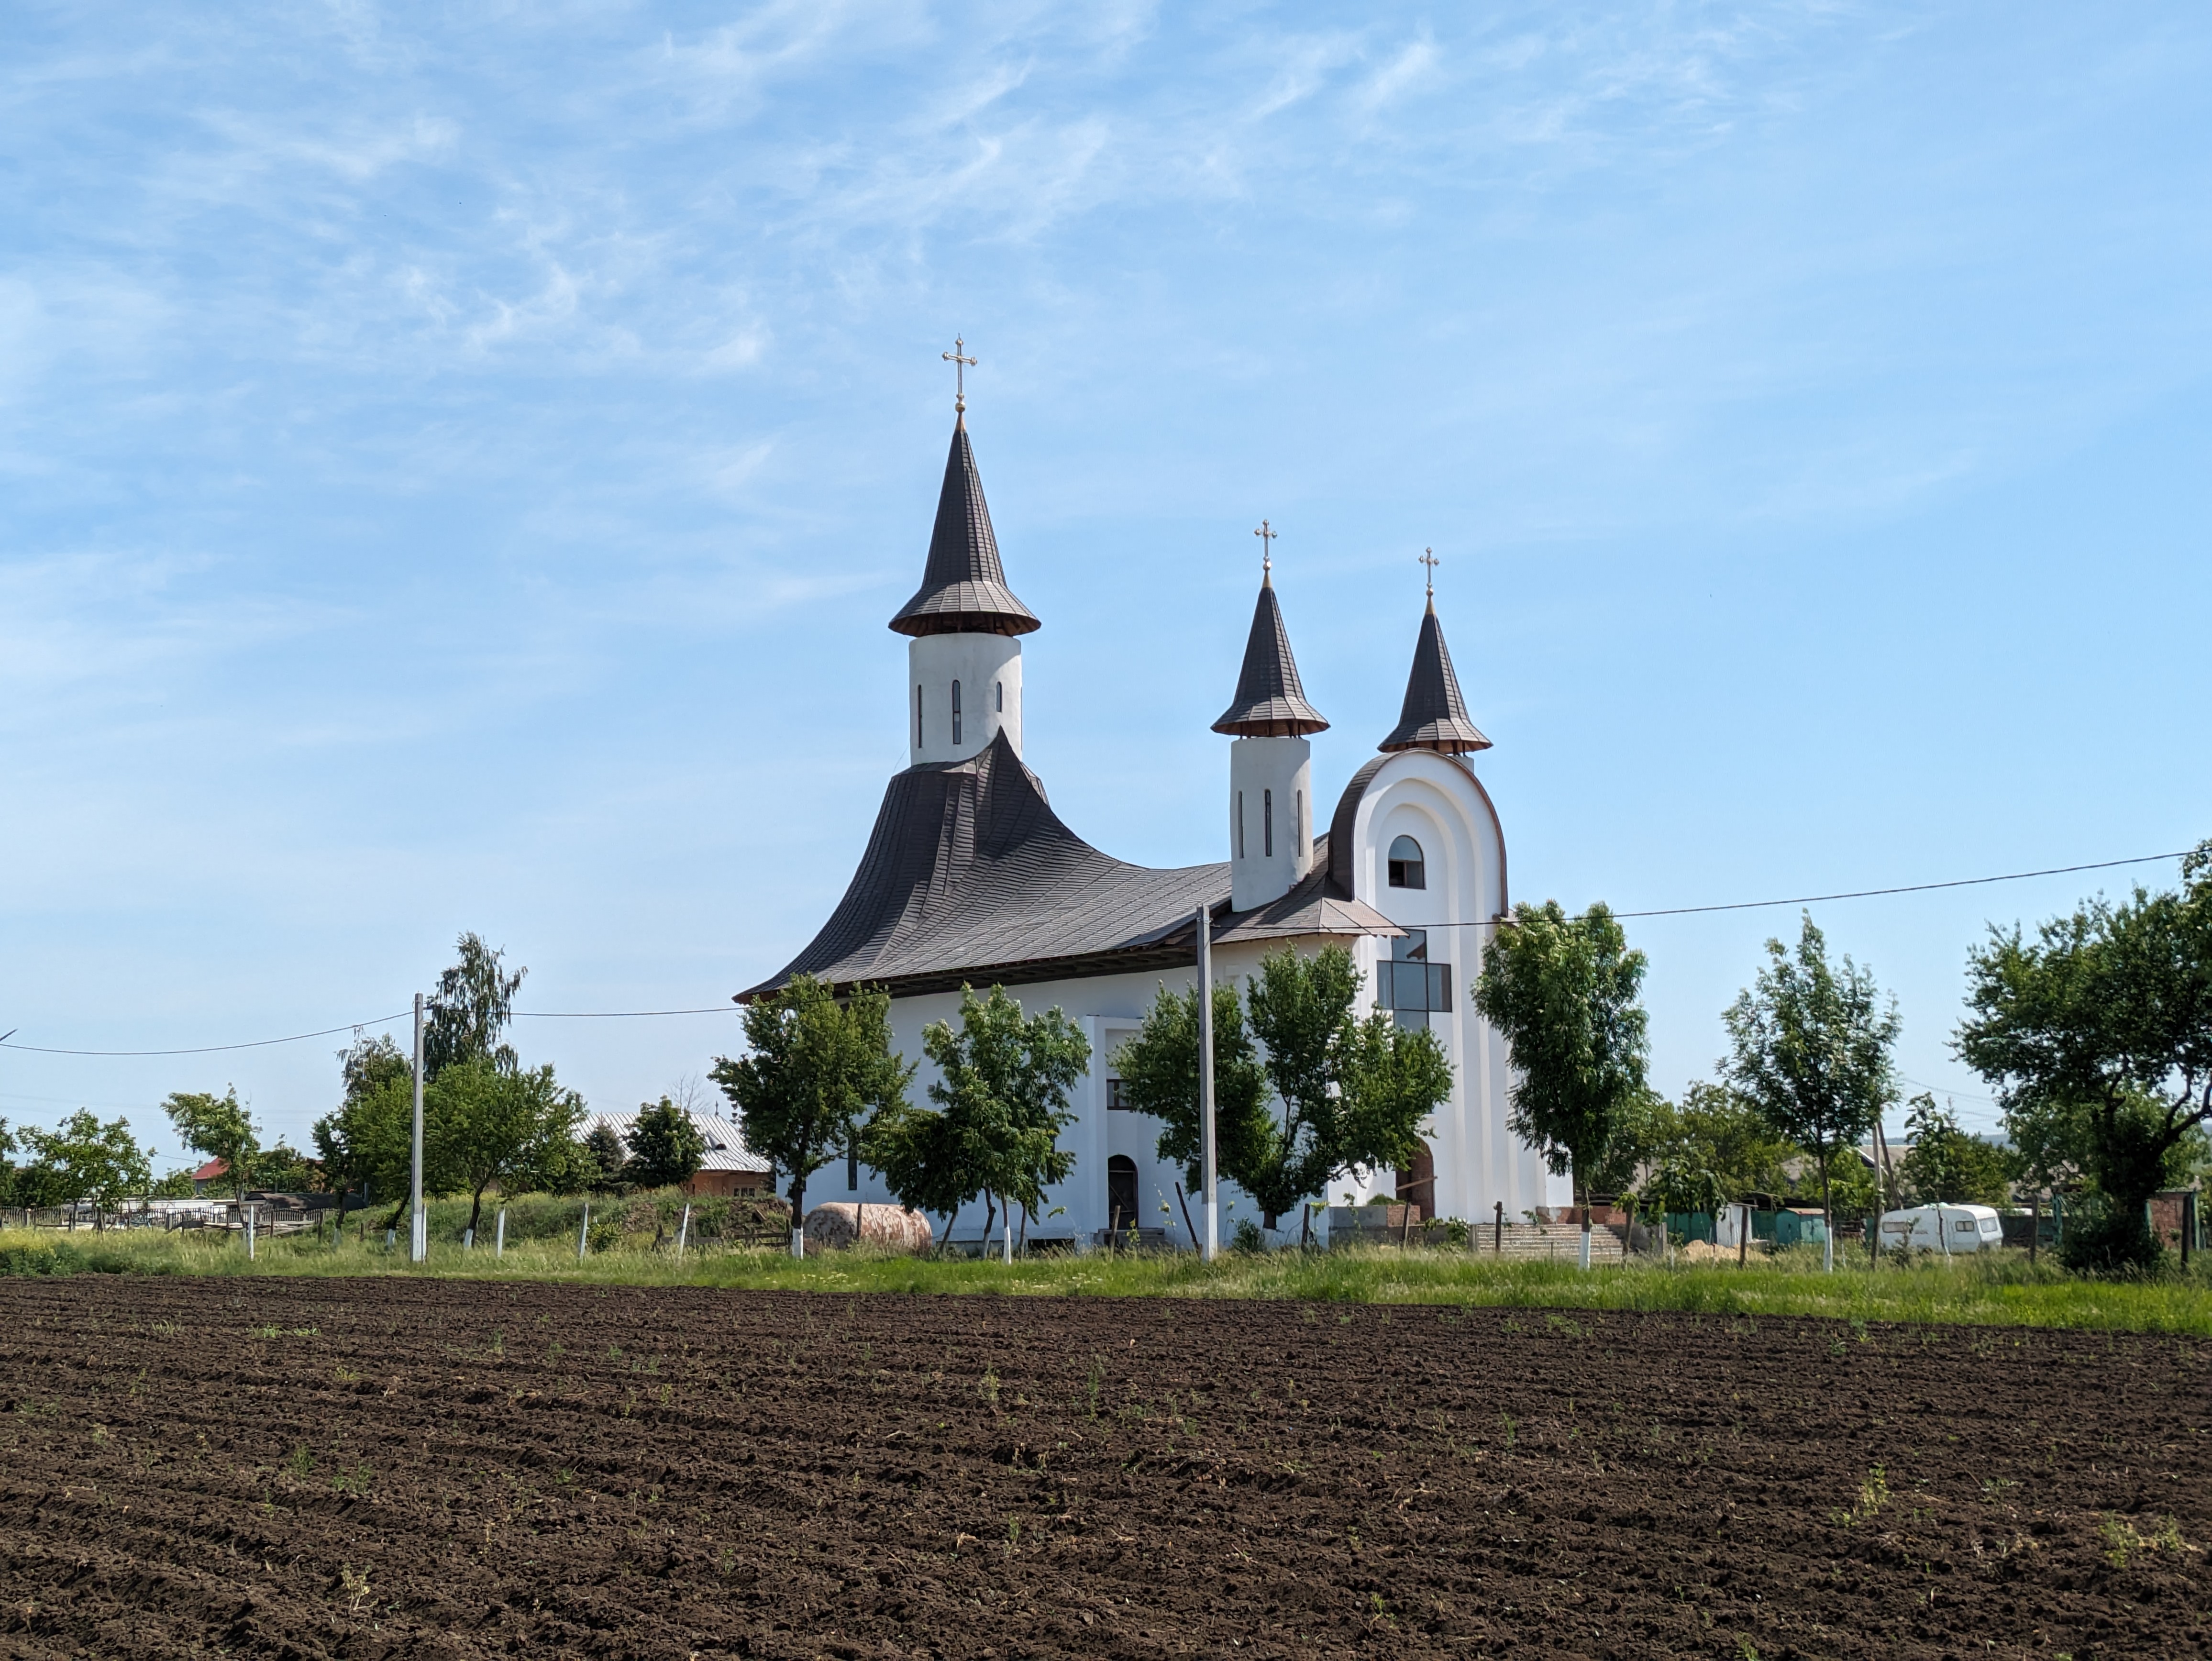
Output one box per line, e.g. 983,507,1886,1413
8,1225,2212,1335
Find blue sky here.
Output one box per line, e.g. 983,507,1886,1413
3,2,2207,1162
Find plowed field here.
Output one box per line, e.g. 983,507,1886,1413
2,1276,2207,1659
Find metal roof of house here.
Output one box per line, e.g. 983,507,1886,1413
887,418,1040,638
740,732,1394,1001
1212,573,1328,736
1379,599,1491,754
579,1108,770,1174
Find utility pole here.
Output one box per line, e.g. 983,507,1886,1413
1196,904,1218,1263
410,992,427,1264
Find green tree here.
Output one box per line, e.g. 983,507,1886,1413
1896,1094,2012,1207
1110,980,1273,1193
1111,946,1451,1236
1957,842,2212,1269
580,1124,628,1193
161,1087,260,1201
314,1034,422,1227
1239,945,1451,1231
713,975,912,1255
1474,901,1650,1265
1722,913,1900,1271
427,1057,585,1236
425,932,525,1078
623,1097,708,1192
21,1111,153,1222
866,986,1088,1260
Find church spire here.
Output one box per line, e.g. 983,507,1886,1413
1380,553,1491,754
1212,536,1328,736
888,354,1040,639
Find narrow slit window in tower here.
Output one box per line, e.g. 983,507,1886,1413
995,680,1003,712
1296,790,1305,855
1237,791,1246,858
1388,835,1425,889
951,680,962,745
915,685,924,748
1263,789,1274,858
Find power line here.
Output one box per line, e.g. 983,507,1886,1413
0,1014,413,1058
0,847,2187,1056
514,1008,740,1019
1421,849,2191,927
0,1004,743,1058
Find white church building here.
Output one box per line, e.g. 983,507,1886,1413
737,403,1562,1244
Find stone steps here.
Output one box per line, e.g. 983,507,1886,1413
1469,1222,1628,1262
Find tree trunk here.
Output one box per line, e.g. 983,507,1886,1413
1000,1192,1014,1263
1576,1157,1591,1272
1818,1149,1834,1273
788,1173,807,1260
467,1185,487,1239
980,1193,996,1251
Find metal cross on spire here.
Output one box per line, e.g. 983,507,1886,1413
1254,518,1276,579
1419,546,1440,600
942,336,977,414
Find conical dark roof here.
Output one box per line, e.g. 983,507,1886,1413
888,418,1040,638
1379,599,1491,753
1212,574,1328,736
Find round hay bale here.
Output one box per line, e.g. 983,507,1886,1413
802,1203,934,1253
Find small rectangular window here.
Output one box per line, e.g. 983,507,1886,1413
1263,788,1273,857
1107,1078,1132,1111
1381,931,1451,1028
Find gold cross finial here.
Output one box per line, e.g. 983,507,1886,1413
1254,518,1276,580
942,336,977,414
1419,546,1439,600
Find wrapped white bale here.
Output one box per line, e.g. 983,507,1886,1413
803,1203,934,1253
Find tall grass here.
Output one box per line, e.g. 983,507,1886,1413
7,1225,2211,1335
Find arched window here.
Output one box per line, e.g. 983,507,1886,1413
995,680,1004,712
1106,1155,1139,1232
951,680,963,745
915,685,924,748
1263,788,1274,857
1388,835,1425,889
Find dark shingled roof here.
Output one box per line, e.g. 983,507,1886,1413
741,732,1398,1002
888,418,1040,638
1379,599,1491,753
740,732,1217,999
1212,575,1328,736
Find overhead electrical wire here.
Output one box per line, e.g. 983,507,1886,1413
1420,849,2191,927
0,847,2190,1058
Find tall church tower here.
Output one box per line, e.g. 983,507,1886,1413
888,369,1037,768
1213,537,1328,911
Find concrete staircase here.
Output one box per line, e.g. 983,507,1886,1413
1470,1222,1628,1263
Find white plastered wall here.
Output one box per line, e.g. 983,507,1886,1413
1338,752,1566,1223
908,632,1023,766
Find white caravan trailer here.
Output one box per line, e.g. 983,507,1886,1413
1878,1203,2004,1255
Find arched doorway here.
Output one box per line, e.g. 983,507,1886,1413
1106,1156,1139,1233
1396,1141,1435,1222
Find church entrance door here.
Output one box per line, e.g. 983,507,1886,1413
1106,1156,1139,1234
1396,1141,1436,1223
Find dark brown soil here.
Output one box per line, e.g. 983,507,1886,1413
2,1277,2208,1659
